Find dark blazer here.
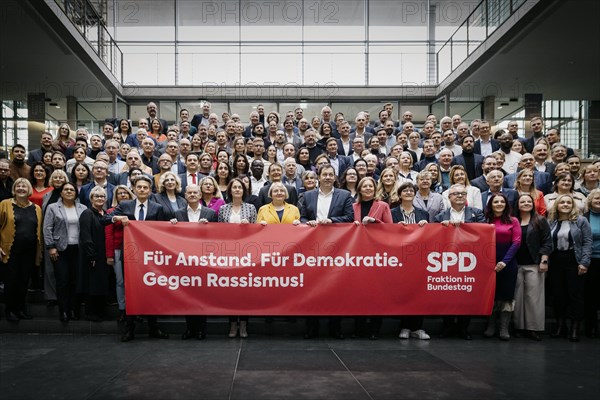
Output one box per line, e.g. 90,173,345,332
299,188,354,223
535,162,556,179
150,192,187,220
349,132,373,143
503,170,552,194
481,188,519,213
451,153,484,180
433,206,486,223
336,139,353,156
258,182,298,208
470,175,490,193
178,172,208,192
190,114,209,130
391,206,430,224
414,156,438,172
473,138,500,155
329,154,353,177
173,206,217,223
146,117,169,134
106,199,167,222
520,217,553,264
79,182,116,209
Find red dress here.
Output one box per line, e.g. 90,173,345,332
29,187,53,208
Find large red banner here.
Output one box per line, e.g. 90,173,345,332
123,222,496,315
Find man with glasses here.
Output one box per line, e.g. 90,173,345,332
481,169,518,211
80,161,115,209
474,120,500,157
434,183,485,340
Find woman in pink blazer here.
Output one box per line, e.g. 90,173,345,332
352,177,393,224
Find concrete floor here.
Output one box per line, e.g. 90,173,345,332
1,326,598,400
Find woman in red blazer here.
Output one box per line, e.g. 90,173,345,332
352,177,393,224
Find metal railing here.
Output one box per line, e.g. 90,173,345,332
436,0,527,83
53,0,122,81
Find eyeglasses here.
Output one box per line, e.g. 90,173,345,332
93,195,106,199
450,192,467,197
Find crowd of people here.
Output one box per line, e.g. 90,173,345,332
1,101,599,344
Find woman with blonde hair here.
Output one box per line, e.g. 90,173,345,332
514,169,546,215
151,172,187,220
547,194,592,341
577,164,599,197
442,165,482,210
52,123,74,155
376,167,400,209
545,173,587,215
1,178,42,321
199,176,226,216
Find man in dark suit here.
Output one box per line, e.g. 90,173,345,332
179,153,208,193
300,164,354,339
106,175,169,342
27,131,54,166
470,155,498,193
79,161,115,209
434,183,485,340
190,102,211,129
481,170,519,213
524,116,545,153
258,163,298,207
172,184,218,340
325,138,352,178
473,121,500,156
532,143,556,178
452,134,484,181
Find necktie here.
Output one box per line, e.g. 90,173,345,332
138,204,145,221
191,174,197,185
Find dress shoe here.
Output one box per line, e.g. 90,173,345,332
5,311,19,322
16,311,32,320
69,311,80,321
528,331,542,341
46,300,58,307
59,312,69,322
197,331,206,340
181,330,197,340
121,331,135,342
369,334,379,340
149,329,169,339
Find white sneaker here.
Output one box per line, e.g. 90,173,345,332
410,329,431,340
399,328,410,339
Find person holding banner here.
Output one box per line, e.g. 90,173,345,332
199,176,226,217
171,184,218,340
483,193,522,341
301,164,354,339
434,184,486,340
106,175,169,342
352,177,393,225
547,194,592,342
391,182,431,340
257,182,300,225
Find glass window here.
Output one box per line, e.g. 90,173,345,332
178,0,239,41
230,103,278,124
280,103,328,122
114,1,175,41
369,45,428,85
122,45,175,85
369,0,427,41
178,45,240,86
304,0,365,41
240,46,302,85
304,45,365,85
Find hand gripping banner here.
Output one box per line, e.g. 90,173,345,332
123,222,496,315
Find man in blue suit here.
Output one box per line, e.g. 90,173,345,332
434,184,485,340
481,170,519,213
325,138,352,178
79,161,115,209
300,164,354,339
106,175,169,342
